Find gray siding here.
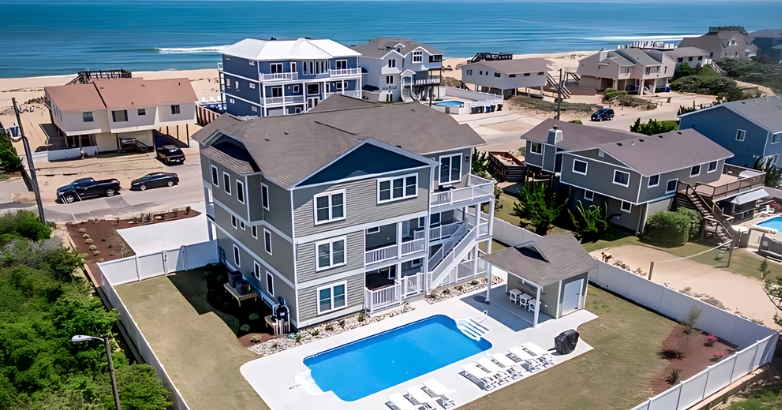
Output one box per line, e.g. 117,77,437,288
542,144,557,172
606,197,644,232
560,153,640,203
430,148,472,188
637,159,724,203
246,176,293,238
292,168,430,238
199,151,212,185
525,140,544,168
297,272,364,325
680,107,769,167
214,203,295,284
538,282,560,319
295,231,364,283
207,158,250,219
365,223,397,250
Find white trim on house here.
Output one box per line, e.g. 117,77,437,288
261,183,270,210
236,180,245,204
707,161,718,173
584,190,594,201
264,228,272,255
313,189,346,225
232,244,241,266
736,129,746,141
620,201,632,213
690,164,701,177
213,199,293,243
560,148,635,171
211,165,219,187
266,271,275,297
294,210,428,244
223,172,231,194
315,236,347,272
213,222,295,289
253,261,262,280
297,267,363,289
252,225,258,239
316,281,348,315
222,92,262,108
558,179,641,205
613,170,630,187
438,153,462,184
665,178,679,194
529,142,543,155
648,174,660,188
377,173,418,204
572,159,588,175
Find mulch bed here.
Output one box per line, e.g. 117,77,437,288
652,324,736,394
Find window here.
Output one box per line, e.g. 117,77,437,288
412,51,423,63
572,160,588,175
708,161,718,172
211,166,219,186
249,83,256,89
229,98,235,104
385,94,393,102
378,174,417,203
386,75,394,85
494,73,501,77
294,107,302,113
530,142,543,155
677,57,683,63
665,179,678,194
236,81,239,92
388,59,396,68
366,227,380,234
266,272,274,296
261,183,270,210
240,221,245,230
270,63,283,74
223,172,231,194
231,215,237,229
411,258,423,268
252,225,257,239
271,87,283,98
439,154,462,184
620,201,632,213
584,190,594,201
613,170,630,187
430,212,441,226
253,261,261,280
236,180,244,203
264,229,272,254
291,62,297,72
335,60,347,70
690,165,701,177
335,81,344,90
251,106,258,112
81,111,94,122
292,84,300,93
171,105,181,115
479,71,483,75
773,133,781,144
111,110,128,122
226,78,231,87
648,174,660,188
137,108,146,116
233,244,240,266
314,190,345,224
523,73,531,77
317,282,346,314
620,66,631,75
316,237,346,271
736,129,746,141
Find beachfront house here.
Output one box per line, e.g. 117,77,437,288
460,57,551,99
351,38,443,103
678,26,758,59
749,29,782,63
662,47,713,69
194,95,496,328
45,77,197,156
218,38,362,117
523,120,766,238
679,96,782,168
576,48,675,94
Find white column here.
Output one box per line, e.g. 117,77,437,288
485,262,492,304
488,199,495,240
260,82,266,117
476,204,482,232
533,285,541,328
472,244,478,277
397,221,403,258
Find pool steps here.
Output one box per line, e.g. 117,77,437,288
456,318,490,341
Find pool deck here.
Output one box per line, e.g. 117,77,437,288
241,284,597,410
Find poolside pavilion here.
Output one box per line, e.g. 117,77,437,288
482,233,598,327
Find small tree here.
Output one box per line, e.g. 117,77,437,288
569,119,583,124
760,260,770,279
675,207,702,240
643,210,690,246
471,150,490,178
754,157,782,188
683,305,702,334
630,118,679,135
569,200,608,242
512,182,566,235
763,276,782,326
0,129,23,172
518,147,526,157
678,105,697,115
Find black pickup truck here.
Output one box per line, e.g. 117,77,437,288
56,177,121,203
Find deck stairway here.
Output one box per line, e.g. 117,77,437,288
546,73,572,99
675,184,734,247
401,88,414,102
456,317,490,341
427,223,479,291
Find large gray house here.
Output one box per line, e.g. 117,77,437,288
678,27,758,59
194,96,495,328
522,120,769,234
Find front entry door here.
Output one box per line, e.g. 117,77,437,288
562,279,583,315
307,97,319,110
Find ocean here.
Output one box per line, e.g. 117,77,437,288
1,0,781,78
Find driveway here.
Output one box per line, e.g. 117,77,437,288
592,245,780,329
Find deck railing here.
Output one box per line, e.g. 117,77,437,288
400,272,425,298
261,72,298,81
692,164,765,201
401,238,426,256
365,244,398,264
429,222,460,241
364,284,401,313
330,68,361,77
431,175,494,207
324,90,361,99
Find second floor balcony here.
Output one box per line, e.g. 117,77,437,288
690,164,766,202
261,72,298,81
258,68,361,83
263,95,306,106
431,174,495,209
365,220,426,265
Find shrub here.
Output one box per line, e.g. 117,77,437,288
248,313,259,321
683,305,702,334
295,333,302,343
667,369,682,385
239,324,250,333
630,118,678,135
324,324,334,332
0,130,22,171
643,210,690,246
512,182,566,235
84,238,94,244
82,233,90,239
93,251,100,256
311,329,320,337
470,280,479,286
0,210,52,242
357,310,366,323
604,88,628,101
705,333,718,347
569,200,608,242
675,207,702,240
78,228,87,234
338,319,345,328
88,245,97,251
569,119,583,124
250,335,262,344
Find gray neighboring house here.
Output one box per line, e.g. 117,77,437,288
522,119,759,235
460,58,551,99
749,29,782,63
663,47,713,69
351,38,443,103
678,27,758,59
193,95,496,328
576,48,676,94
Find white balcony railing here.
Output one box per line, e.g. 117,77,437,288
263,95,306,106
365,284,401,313
261,72,298,81
429,222,460,241
400,272,425,298
401,238,426,256
365,244,398,265
431,175,495,208
325,90,361,99
438,258,488,288
330,68,361,77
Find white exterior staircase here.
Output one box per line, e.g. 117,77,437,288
427,224,478,291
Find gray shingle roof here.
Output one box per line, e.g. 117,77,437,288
462,58,551,75
663,47,710,58
749,29,782,39
605,51,636,66
614,48,662,66
482,233,598,286
524,119,636,151
192,96,485,188
713,96,782,133
351,38,442,59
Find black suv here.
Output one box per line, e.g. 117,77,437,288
591,108,615,121
156,145,185,165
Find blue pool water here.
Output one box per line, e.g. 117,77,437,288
434,101,465,108
304,315,491,401
758,217,782,231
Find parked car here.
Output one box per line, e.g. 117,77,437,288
130,172,179,191
156,145,185,165
591,108,615,121
56,177,121,203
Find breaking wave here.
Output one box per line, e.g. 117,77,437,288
585,34,701,42
157,46,228,54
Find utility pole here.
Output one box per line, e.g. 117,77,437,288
11,98,46,224
104,337,122,410
555,68,563,120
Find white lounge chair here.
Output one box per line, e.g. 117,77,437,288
405,386,438,410
387,393,425,410
422,378,455,408
523,342,555,367
508,346,542,372
477,357,510,384
491,353,524,379
462,363,497,390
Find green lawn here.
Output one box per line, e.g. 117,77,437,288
581,226,642,253
462,286,678,410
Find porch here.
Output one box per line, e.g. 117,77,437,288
364,218,427,265
431,174,495,209
692,164,766,202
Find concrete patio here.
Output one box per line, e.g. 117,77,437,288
240,282,596,410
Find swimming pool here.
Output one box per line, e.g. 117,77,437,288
434,100,464,107
758,217,782,231
303,315,491,401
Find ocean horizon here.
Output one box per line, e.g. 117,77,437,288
1,0,781,78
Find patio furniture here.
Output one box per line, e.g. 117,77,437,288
527,299,537,312
422,379,455,408
387,393,426,410
461,363,497,390
477,358,510,384
508,347,542,372
523,343,555,367
405,386,439,410
509,288,522,304
223,282,257,306
518,293,533,308
491,353,524,379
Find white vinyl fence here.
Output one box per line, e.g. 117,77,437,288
97,240,219,409
491,219,779,410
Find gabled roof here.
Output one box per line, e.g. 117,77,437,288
681,96,782,133
46,78,197,111
221,38,360,61
482,233,598,286
45,83,105,111
524,119,636,150
192,96,485,188
663,47,711,58
461,58,551,75
604,51,636,66
351,38,442,59
614,48,663,66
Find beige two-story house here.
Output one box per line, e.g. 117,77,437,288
576,48,676,94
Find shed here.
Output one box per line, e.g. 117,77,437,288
482,233,598,327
